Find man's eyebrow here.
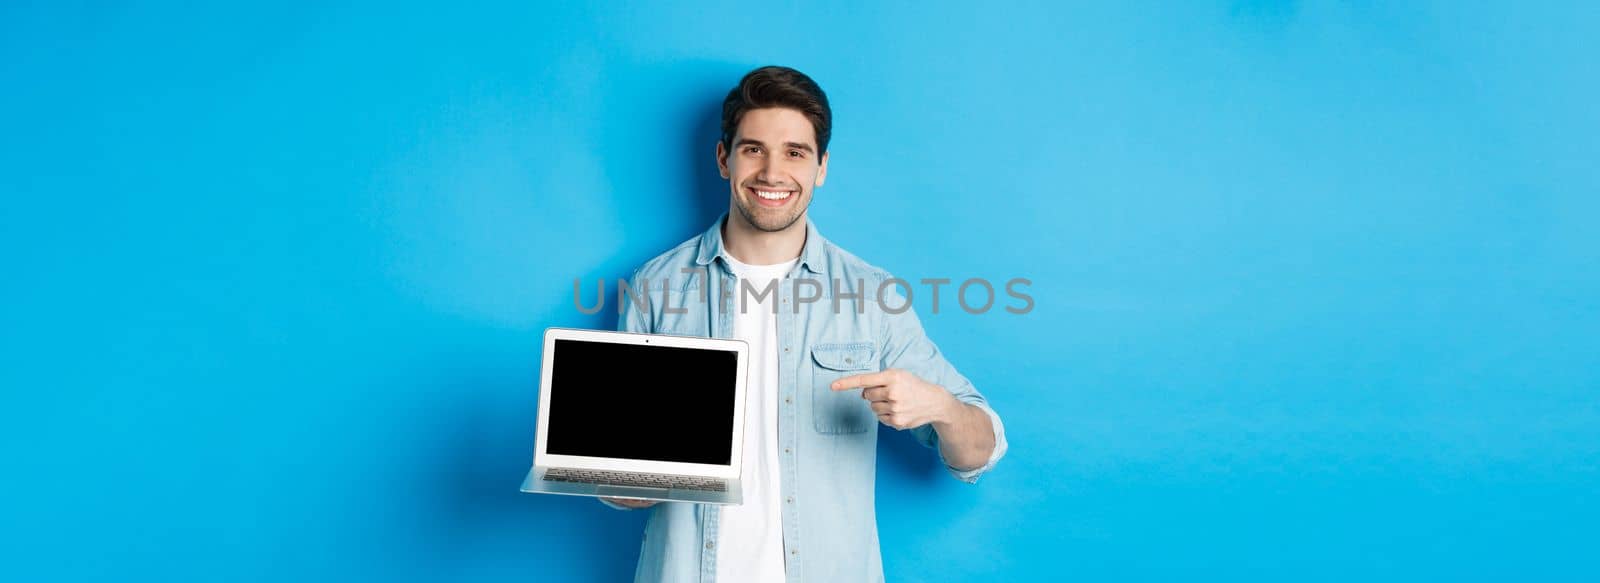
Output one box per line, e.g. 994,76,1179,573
734,138,816,153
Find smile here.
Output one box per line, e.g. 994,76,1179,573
747,186,796,206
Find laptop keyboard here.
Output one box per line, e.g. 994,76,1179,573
545,467,728,492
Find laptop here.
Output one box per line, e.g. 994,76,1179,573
520,327,750,505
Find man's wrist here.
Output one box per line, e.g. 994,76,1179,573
931,391,966,430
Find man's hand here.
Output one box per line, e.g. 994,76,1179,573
830,368,960,430
601,497,659,509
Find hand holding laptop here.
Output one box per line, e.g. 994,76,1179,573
602,497,659,508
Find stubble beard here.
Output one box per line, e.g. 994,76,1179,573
733,190,809,233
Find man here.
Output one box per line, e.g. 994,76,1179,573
600,65,1007,582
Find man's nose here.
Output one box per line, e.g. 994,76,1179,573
756,157,787,185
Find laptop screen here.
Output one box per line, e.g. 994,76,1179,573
545,338,738,465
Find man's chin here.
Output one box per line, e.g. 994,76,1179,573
736,202,805,233
753,221,797,233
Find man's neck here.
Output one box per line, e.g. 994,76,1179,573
722,211,806,266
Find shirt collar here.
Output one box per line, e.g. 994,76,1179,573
694,212,826,275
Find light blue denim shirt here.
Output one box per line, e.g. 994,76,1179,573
606,214,1007,583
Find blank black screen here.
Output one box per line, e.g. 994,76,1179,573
545,339,737,465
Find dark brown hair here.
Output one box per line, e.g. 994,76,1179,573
721,66,832,157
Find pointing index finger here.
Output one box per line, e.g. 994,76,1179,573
830,371,890,391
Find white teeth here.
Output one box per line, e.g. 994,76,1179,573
755,189,792,200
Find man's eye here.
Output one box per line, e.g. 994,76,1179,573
788,150,803,158
744,146,761,154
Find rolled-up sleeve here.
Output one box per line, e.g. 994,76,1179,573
878,278,1008,484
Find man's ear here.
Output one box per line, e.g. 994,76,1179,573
815,151,829,188
716,141,729,179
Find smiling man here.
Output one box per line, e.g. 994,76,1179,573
600,65,1008,583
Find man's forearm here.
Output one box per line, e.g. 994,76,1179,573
931,401,996,471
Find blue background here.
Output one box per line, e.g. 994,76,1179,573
3,1,1596,581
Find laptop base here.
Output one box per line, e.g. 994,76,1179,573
520,468,743,505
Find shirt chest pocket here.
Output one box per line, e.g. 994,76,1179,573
809,342,877,434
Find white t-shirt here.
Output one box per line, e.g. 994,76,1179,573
715,253,797,582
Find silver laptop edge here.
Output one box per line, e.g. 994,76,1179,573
520,327,749,505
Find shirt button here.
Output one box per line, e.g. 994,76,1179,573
706,541,715,550
786,496,794,504
790,549,798,556
783,447,791,454
784,396,792,404
783,347,790,353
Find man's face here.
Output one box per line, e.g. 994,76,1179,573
717,107,829,233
